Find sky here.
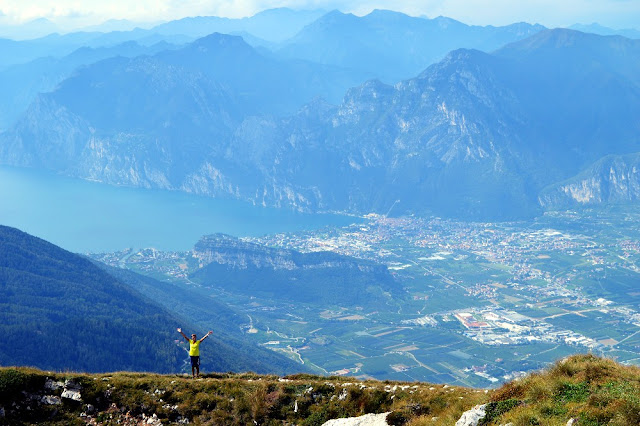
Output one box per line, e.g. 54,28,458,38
0,0,639,31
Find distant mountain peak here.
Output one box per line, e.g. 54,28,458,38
193,31,247,47
316,9,356,23
496,27,639,57
365,9,411,19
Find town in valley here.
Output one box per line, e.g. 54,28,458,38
90,206,640,387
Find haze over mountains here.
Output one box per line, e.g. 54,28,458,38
3,7,640,391
276,9,545,82
0,8,639,220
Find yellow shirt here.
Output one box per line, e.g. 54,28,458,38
189,339,201,356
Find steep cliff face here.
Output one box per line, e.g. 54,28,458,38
191,234,402,306
193,233,298,270
539,154,640,209
223,49,535,218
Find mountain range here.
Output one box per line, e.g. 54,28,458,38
1,11,639,220
569,23,640,40
0,41,177,130
276,9,545,82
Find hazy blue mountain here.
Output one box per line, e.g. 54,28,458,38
83,28,194,48
228,29,640,218
191,234,402,306
569,23,640,39
78,18,159,33
0,18,59,40
0,29,189,71
0,32,366,191
231,30,279,50
0,41,177,130
150,8,326,42
277,9,546,82
493,29,640,176
0,32,110,69
2,29,639,219
0,36,80,69
0,7,324,69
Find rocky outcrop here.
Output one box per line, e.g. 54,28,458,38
190,233,402,306
455,404,487,426
61,379,83,402
322,412,391,426
539,153,640,209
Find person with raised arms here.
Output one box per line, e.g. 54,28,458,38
177,328,213,378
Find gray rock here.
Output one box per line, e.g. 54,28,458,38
44,378,64,391
455,404,487,426
322,412,391,426
61,389,82,402
567,419,578,426
64,379,81,390
41,395,62,405
61,378,83,401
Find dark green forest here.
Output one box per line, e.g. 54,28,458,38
0,225,185,373
0,225,307,375
102,264,307,375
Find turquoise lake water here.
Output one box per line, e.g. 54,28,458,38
0,166,357,253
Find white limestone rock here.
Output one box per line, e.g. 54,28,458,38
61,389,82,402
322,412,391,426
455,404,487,426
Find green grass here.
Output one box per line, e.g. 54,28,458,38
0,366,488,425
4,348,640,424
485,354,640,425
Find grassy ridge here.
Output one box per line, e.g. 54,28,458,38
483,354,640,425
1,354,638,425
0,367,484,425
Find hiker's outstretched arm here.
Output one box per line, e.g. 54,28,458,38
200,331,213,342
177,328,190,342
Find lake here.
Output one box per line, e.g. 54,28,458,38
0,166,358,253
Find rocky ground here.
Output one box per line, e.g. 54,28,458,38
1,355,638,425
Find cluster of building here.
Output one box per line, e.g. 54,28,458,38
446,307,601,350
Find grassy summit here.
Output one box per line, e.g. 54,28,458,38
484,354,640,425
1,354,639,425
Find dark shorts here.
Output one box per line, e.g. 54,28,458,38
190,356,200,368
